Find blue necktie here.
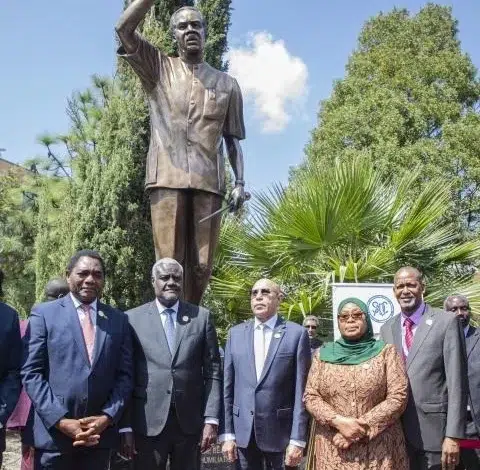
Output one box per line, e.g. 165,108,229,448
164,308,176,354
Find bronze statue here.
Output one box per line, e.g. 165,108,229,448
116,2,246,305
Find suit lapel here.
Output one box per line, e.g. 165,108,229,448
172,301,190,361
406,306,435,371
63,295,90,366
466,326,480,358
257,317,287,387
149,301,172,359
245,320,256,385
91,303,108,369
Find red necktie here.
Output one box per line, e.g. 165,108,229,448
404,317,414,354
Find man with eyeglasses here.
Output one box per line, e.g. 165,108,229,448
302,316,322,355
221,279,311,469
444,294,480,469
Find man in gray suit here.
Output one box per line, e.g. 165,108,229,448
380,266,468,470
119,258,222,470
444,294,480,469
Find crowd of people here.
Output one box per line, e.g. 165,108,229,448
0,251,478,470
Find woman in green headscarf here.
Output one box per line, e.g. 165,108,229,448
304,298,409,470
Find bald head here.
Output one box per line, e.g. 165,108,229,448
444,294,471,328
393,266,425,316
251,278,283,322
44,278,70,301
394,266,424,284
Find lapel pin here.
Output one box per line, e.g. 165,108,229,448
274,332,282,339
182,315,189,322
426,319,433,326
98,310,107,319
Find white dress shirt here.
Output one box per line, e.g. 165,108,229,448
221,314,305,448
70,293,97,328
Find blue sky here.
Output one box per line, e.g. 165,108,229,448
1,1,479,193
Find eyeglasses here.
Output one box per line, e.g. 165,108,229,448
338,313,364,323
251,288,272,297
306,325,317,330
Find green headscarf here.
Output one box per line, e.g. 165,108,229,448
320,297,386,365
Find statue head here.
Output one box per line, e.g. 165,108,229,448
170,6,206,61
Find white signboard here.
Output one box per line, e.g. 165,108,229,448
331,283,400,340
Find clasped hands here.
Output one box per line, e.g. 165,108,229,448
56,415,111,447
331,415,370,450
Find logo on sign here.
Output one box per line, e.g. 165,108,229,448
367,295,394,323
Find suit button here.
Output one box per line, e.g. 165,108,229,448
250,411,254,416
167,390,171,394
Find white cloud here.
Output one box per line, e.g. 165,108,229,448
228,32,308,133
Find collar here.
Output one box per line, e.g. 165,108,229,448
254,314,278,330
156,298,179,315
401,302,425,325
465,325,471,337
70,292,97,312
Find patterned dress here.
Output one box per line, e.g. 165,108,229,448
304,344,409,470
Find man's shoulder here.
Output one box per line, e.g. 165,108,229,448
98,302,126,319
125,301,154,317
427,305,456,326
0,301,19,319
382,313,400,328
229,320,251,335
284,319,306,335
202,62,238,88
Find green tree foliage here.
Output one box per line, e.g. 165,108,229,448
305,4,480,231
209,158,480,339
0,171,38,315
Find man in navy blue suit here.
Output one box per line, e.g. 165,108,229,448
0,271,22,468
22,250,133,470
221,279,311,469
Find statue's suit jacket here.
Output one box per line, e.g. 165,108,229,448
465,325,480,435
222,317,311,453
122,300,222,436
21,296,133,451
0,302,22,451
380,305,467,452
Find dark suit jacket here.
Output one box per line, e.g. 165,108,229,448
465,325,480,435
222,317,311,453
0,302,22,450
122,300,222,436
21,295,133,451
380,304,467,452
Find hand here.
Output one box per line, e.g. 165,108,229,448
441,437,460,470
200,423,218,453
74,415,111,447
55,418,85,440
228,184,246,212
331,416,368,440
120,431,137,460
332,433,352,450
222,440,238,463
284,444,303,467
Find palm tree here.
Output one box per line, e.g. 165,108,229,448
207,158,480,338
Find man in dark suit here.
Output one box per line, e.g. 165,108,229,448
221,279,311,469
0,298,22,468
119,257,222,470
380,267,467,470
22,249,133,470
444,294,480,470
